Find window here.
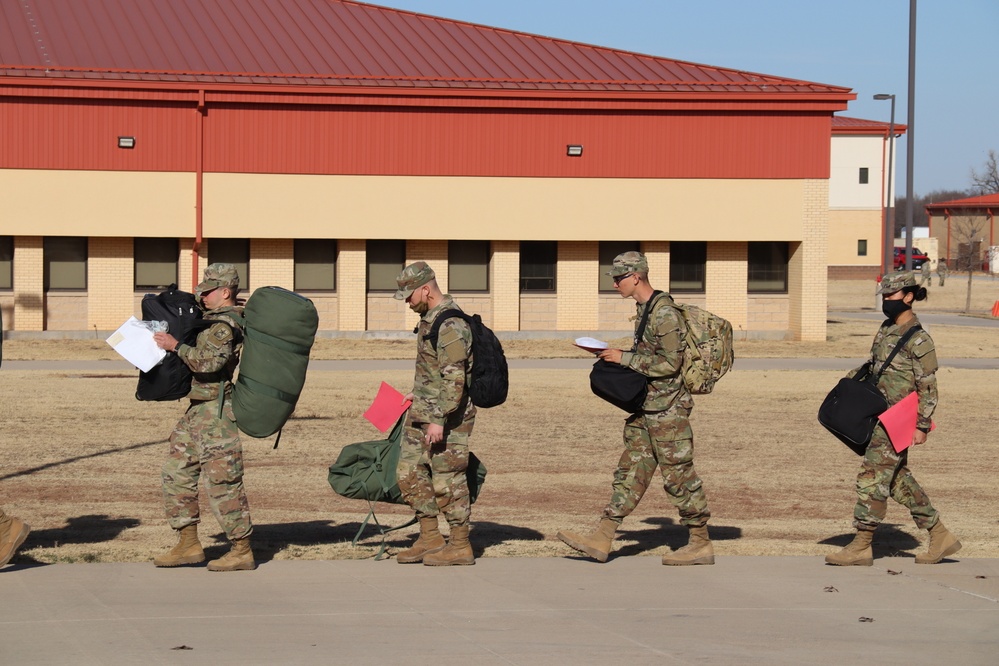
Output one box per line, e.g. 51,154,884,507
598,241,640,291
0,236,12,290
134,238,178,289
367,239,405,291
295,239,337,291
857,239,868,257
44,237,87,290
859,167,869,184
748,241,789,293
449,240,489,291
208,239,249,291
669,241,706,293
520,241,557,292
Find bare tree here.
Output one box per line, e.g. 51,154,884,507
950,214,990,312
970,149,999,195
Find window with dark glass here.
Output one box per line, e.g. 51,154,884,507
295,239,337,291
859,167,869,184
0,236,12,290
519,241,557,292
208,238,249,290
449,240,489,291
134,238,178,289
748,241,789,293
598,241,640,291
669,241,706,293
44,237,88,290
858,239,868,257
367,239,405,291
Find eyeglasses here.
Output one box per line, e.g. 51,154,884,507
612,273,633,285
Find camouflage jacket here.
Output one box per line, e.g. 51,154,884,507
409,295,475,427
851,315,938,429
177,305,244,402
619,292,693,413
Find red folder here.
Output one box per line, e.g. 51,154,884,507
878,391,935,453
363,382,412,432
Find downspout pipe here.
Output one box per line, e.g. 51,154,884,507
192,89,205,290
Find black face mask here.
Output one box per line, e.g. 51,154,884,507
882,298,911,321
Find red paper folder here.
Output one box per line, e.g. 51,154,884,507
878,391,935,453
363,382,412,432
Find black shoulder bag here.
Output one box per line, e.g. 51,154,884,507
817,324,922,455
589,291,664,413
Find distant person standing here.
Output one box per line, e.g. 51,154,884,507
152,263,255,572
825,271,961,567
920,261,932,286
936,258,948,287
557,251,714,565
394,262,478,566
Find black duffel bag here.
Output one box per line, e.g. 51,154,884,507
817,325,921,455
589,292,665,413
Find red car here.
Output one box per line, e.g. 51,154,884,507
893,247,929,270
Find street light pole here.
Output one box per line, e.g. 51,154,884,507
874,93,896,277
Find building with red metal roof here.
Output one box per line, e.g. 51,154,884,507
926,193,999,272
1,0,857,339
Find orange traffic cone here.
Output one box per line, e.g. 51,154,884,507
992,301,999,318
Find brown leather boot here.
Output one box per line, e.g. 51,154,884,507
397,516,447,564
915,520,962,564
423,524,474,566
662,525,715,566
207,537,256,571
825,529,874,566
0,514,31,567
153,524,205,567
556,518,617,563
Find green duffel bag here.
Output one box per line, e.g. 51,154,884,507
233,286,319,441
328,415,487,558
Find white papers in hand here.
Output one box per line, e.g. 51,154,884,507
106,316,168,372
574,337,609,353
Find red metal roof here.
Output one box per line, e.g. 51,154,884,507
925,193,999,211
832,115,907,136
0,0,852,97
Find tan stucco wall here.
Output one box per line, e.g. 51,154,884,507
828,209,882,267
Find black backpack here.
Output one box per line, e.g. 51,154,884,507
426,309,508,408
135,285,239,402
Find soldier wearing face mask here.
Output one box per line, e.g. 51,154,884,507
825,271,961,568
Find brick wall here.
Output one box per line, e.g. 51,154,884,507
706,241,748,337
520,294,557,330
747,295,790,332
556,241,596,330
492,241,519,331
13,236,43,331
338,239,366,331
789,179,829,342
249,238,294,294
367,292,409,331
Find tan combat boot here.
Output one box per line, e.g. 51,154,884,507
825,530,874,566
662,525,715,566
207,537,256,571
915,520,962,564
0,513,31,567
397,516,446,564
424,524,474,566
556,518,618,563
153,524,205,567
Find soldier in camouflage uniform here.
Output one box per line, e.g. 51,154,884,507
557,251,714,565
920,261,932,286
151,263,255,572
826,271,961,566
393,262,477,566
936,258,948,287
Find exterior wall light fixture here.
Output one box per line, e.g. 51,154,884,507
566,144,583,157
118,136,136,149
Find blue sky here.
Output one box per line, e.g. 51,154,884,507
371,0,998,196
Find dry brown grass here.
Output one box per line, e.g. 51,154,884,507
3,364,996,565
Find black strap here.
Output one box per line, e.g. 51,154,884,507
632,291,665,351
873,324,923,381
424,308,467,350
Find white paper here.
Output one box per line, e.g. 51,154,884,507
574,336,609,353
106,316,168,372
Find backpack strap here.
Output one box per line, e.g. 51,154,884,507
632,290,665,351
873,324,923,381
424,308,469,351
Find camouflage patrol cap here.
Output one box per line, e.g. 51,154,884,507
606,251,649,277
878,271,918,294
195,263,240,296
393,261,436,300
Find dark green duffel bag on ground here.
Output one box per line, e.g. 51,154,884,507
233,286,319,441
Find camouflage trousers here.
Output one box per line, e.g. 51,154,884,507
162,399,253,540
603,408,710,528
396,418,474,527
853,425,938,532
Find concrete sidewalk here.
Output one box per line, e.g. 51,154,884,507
2,556,996,665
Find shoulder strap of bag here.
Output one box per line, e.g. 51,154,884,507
424,308,466,350
633,290,665,351
873,324,923,381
